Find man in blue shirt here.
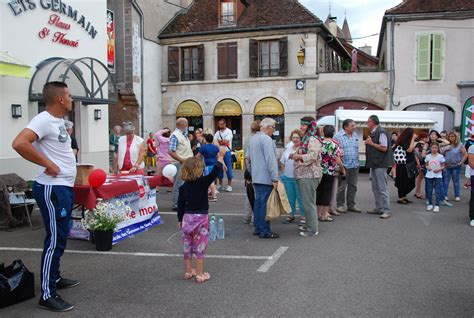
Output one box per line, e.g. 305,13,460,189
334,119,362,213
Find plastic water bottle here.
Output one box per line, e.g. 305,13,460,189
209,215,217,241
217,217,225,240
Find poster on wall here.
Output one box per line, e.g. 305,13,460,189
107,10,115,72
461,97,474,143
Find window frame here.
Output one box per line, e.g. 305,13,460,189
219,0,236,27
259,40,280,77
181,46,200,81
415,31,445,82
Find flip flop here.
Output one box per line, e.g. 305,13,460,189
196,272,211,283
184,269,196,280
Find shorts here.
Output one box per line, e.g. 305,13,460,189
182,213,209,260
316,174,335,206
204,165,214,176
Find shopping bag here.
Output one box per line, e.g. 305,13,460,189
266,182,291,221
0,259,35,308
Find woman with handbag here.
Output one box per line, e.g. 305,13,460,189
393,128,417,204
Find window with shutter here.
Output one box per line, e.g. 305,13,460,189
431,34,443,80
197,44,205,80
168,46,179,82
279,37,288,76
181,45,203,81
249,39,259,77
217,42,238,79
417,34,431,81
259,40,280,77
417,33,444,81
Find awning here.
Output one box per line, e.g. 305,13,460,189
29,57,117,104
254,97,284,115
214,99,242,117
176,100,202,117
0,51,31,78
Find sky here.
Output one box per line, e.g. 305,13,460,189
300,0,402,55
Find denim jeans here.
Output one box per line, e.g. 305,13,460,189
444,166,461,198
426,177,443,206
253,184,273,236
280,175,305,217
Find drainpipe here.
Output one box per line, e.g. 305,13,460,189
389,15,400,110
131,0,145,137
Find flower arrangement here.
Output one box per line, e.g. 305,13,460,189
83,199,130,231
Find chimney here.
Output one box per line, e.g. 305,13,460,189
328,18,338,37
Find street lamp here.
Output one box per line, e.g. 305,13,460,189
297,48,305,66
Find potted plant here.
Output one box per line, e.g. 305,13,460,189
83,199,130,251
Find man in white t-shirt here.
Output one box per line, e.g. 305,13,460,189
12,82,78,312
214,119,234,192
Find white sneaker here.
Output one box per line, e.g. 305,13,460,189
426,205,433,211
455,197,461,202
445,196,449,201
225,186,232,192
433,206,440,213
470,220,474,227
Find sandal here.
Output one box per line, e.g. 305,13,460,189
397,199,408,204
319,217,334,222
282,216,295,224
414,194,424,199
195,272,211,283
259,232,280,239
184,269,196,280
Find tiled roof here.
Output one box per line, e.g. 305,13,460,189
386,0,474,14
160,0,322,38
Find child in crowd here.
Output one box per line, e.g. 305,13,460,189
146,132,157,172
197,134,220,202
177,146,226,283
425,142,445,212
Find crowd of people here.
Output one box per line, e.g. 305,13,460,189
12,81,474,311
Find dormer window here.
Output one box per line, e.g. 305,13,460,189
220,0,236,26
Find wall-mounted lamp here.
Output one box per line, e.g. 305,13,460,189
204,98,209,104
11,104,22,118
297,47,306,66
94,109,102,120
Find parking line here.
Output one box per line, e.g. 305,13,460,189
257,246,289,273
0,247,269,260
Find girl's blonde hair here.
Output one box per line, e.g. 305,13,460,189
181,157,204,182
448,131,460,147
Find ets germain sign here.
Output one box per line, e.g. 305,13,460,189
7,0,98,48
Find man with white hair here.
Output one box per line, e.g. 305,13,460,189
168,117,193,211
247,117,279,239
64,120,78,162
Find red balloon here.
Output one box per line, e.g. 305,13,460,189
88,169,107,188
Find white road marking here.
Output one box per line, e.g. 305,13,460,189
0,247,269,260
257,246,289,273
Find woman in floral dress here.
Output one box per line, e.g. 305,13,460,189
316,125,345,222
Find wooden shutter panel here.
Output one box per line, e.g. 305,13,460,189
168,46,180,82
197,44,205,80
217,43,228,79
228,42,238,78
416,34,431,81
431,34,443,80
249,39,259,77
279,37,288,76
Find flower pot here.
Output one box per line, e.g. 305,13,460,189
94,230,113,251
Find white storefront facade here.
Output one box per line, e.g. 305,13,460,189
1,0,112,180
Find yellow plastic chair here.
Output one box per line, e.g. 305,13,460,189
233,150,245,170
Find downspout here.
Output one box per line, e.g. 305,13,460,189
131,0,145,137
389,15,400,110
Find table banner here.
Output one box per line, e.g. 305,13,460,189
105,175,162,244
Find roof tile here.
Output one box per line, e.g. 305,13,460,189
386,0,474,14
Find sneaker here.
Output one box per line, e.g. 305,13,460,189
433,206,440,213
367,210,383,215
445,196,449,201
470,220,474,227
455,197,461,202
242,219,251,224
441,200,453,207
298,225,308,231
38,295,74,312
299,231,318,237
379,213,391,219
224,186,233,192
347,206,362,213
336,206,347,213
218,185,224,191
56,277,80,289
426,205,433,211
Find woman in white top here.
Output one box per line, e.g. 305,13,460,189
280,129,305,225
114,122,145,174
